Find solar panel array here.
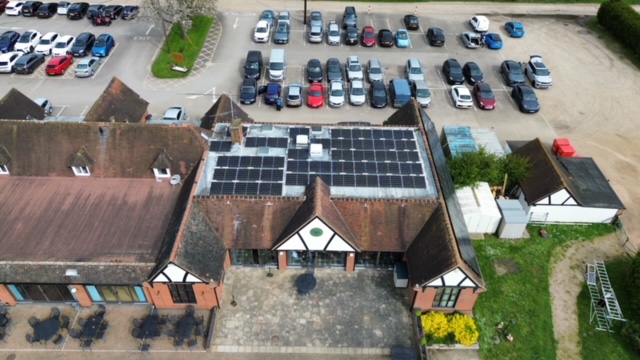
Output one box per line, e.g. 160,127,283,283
210,156,285,196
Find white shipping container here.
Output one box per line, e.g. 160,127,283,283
456,182,502,234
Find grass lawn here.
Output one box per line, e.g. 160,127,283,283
578,256,640,360
151,16,214,79
473,224,615,360
585,17,640,71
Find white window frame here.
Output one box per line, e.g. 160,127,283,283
0,165,8,175
72,166,90,176
153,168,171,179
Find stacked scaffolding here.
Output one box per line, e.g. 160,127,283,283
586,260,626,332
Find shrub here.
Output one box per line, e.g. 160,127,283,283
627,251,640,321
621,321,640,354
421,312,450,339
419,312,480,347
449,314,480,346
597,0,640,57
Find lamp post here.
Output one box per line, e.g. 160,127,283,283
303,0,307,25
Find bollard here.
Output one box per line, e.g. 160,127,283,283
414,6,418,15
368,5,371,15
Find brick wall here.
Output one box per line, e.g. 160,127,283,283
346,252,355,272
142,282,220,310
410,286,479,314
0,284,16,306
278,251,287,271
454,288,479,315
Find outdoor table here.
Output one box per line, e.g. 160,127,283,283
295,273,317,295
139,315,160,341
175,315,195,341
33,318,60,343
80,315,103,340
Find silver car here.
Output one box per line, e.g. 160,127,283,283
346,55,363,81
74,57,101,78
286,83,303,107
328,21,341,45
405,58,424,82
367,58,384,83
308,11,323,43
349,80,366,106
329,80,345,108
163,106,187,121
411,80,432,108
34,98,53,115
277,11,291,27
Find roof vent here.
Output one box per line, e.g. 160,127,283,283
258,147,270,155
296,135,309,146
65,269,79,277
311,125,323,134
310,143,323,158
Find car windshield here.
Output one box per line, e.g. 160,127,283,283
480,90,494,99
471,69,482,76
460,94,472,100
261,12,272,19
77,64,87,69
54,41,66,48
369,67,381,74
19,34,32,42
449,67,462,75
409,18,418,25
523,93,537,101
410,67,422,74
416,89,430,97
309,67,320,74
331,88,343,96
364,32,375,38
246,62,258,69
39,39,51,45
309,89,322,97
271,63,283,70
397,32,408,39
329,29,339,36
510,66,523,74
0,36,10,45
75,41,85,46
241,86,255,94
349,64,361,72
277,27,287,34
352,87,364,96
256,27,267,33
373,89,386,97
95,39,107,46
535,66,550,76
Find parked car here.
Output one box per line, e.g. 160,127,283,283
15,30,42,53
346,55,363,81
309,10,323,30
405,58,424,82
66,2,88,19
326,58,342,83
121,5,138,20
361,26,376,47
426,27,445,46
349,80,366,106
442,59,464,85
500,60,526,86
21,1,42,16
367,58,384,83
34,98,53,115
244,50,262,79
411,79,431,108
0,51,21,73
469,15,489,32
86,3,103,19
308,11,324,44
74,56,100,77
13,53,44,74
378,29,393,47
34,32,59,55
5,1,24,15
403,15,420,30
253,20,271,43
51,35,74,56
307,58,323,83
239,78,257,105
327,21,341,46
273,21,289,44
462,62,484,85
162,106,187,120
345,27,358,45
369,81,387,108
36,2,57,18
286,83,303,107
525,54,552,89
505,21,525,38
70,32,95,57
461,32,481,49
0,31,20,53
342,6,357,29
45,54,72,75
473,82,496,110
92,33,114,57
329,81,345,108
451,85,473,109
395,29,410,48
307,82,324,108
259,9,275,27
264,82,281,105
57,1,70,15
103,4,122,19
511,84,540,113
485,33,503,49
277,11,290,27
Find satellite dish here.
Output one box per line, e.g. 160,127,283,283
170,175,182,186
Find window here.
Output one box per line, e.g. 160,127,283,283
7,284,76,302
355,252,403,269
0,165,8,175
433,288,461,308
168,284,196,304
72,166,90,176
153,168,171,178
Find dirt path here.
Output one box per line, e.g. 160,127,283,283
551,234,627,360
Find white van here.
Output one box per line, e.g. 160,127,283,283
268,49,285,81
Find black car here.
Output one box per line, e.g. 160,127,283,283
442,59,464,85
86,4,104,19
0,31,20,53
70,32,95,57
307,58,322,83
326,58,343,83
500,60,526,87
342,6,357,29
21,1,42,16
426,27,445,46
36,2,57,17
244,50,262,79
462,62,484,85
370,81,388,108
239,78,257,105
13,53,44,74
121,5,138,20
67,2,88,19
377,29,393,47
511,84,540,113
403,15,420,30
345,27,358,45
103,5,122,19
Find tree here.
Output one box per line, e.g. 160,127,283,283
447,148,531,191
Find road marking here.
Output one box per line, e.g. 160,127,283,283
233,17,239,30
146,24,155,35
80,105,89,116
54,105,67,117
134,36,151,41
386,18,391,31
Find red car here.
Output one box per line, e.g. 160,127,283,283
307,82,325,108
361,26,376,47
0,0,9,13
45,55,73,76
473,82,496,110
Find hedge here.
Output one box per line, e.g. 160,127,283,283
597,0,640,57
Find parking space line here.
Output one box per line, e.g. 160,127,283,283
54,105,67,117
91,43,119,79
80,105,89,116
386,19,391,31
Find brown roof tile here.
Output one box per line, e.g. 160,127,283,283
69,146,94,167
201,94,253,130
513,138,565,204
0,145,11,166
151,149,173,169
83,77,149,123
0,88,45,120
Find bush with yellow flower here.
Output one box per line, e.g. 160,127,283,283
418,311,479,347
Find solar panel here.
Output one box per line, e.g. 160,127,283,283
209,141,232,152
267,137,289,148
311,138,331,148
209,181,235,195
289,127,310,139
287,149,308,160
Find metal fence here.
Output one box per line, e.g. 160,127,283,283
614,218,637,256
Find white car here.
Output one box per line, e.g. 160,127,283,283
405,58,424,82
329,80,345,108
163,106,187,121
15,30,42,54
57,1,70,15
327,20,341,45
254,20,271,43
34,32,60,55
346,55,363,81
451,85,473,109
525,54,553,89
5,1,24,15
34,98,53,115
52,35,75,57
469,15,489,32
0,52,21,73
349,80,366,106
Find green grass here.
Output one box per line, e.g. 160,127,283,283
474,224,616,360
151,16,214,79
578,256,640,360
584,17,640,71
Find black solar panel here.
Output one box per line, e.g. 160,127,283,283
289,127,310,139
209,141,232,152
287,149,308,160
311,138,331,148
267,137,289,148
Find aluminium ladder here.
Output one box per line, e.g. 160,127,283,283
595,260,625,322
586,263,611,332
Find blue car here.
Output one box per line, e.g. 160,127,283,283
395,29,410,48
505,22,525,38
92,34,115,57
0,31,20,53
264,82,282,105
485,33,503,49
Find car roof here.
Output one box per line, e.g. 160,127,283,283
97,34,111,40
77,58,94,64
266,82,280,90
49,56,66,64
369,58,381,66
408,58,420,66
41,32,56,39
413,79,427,88
505,60,520,67
308,58,320,66
163,108,182,118
327,58,339,65
446,59,461,66
363,26,374,32
58,35,73,41
256,20,268,27
348,55,358,62
288,84,301,95
351,79,363,86
371,81,385,89
477,82,491,90
465,61,479,69
453,85,471,93
242,78,256,86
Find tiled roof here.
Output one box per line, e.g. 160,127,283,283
200,94,253,130
0,262,154,285
151,149,173,169
512,138,565,204
0,145,11,166
83,77,149,123
69,146,94,167
0,88,45,120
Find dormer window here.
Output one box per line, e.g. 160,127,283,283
0,145,12,176
69,147,94,177
151,149,173,180
72,166,91,176
153,167,171,178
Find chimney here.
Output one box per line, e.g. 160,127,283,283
230,119,243,144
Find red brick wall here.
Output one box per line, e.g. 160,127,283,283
224,250,232,270
278,251,288,271
143,282,220,310
346,252,355,272
0,284,16,306
410,287,480,314
412,287,437,311
454,288,479,315
70,285,93,307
